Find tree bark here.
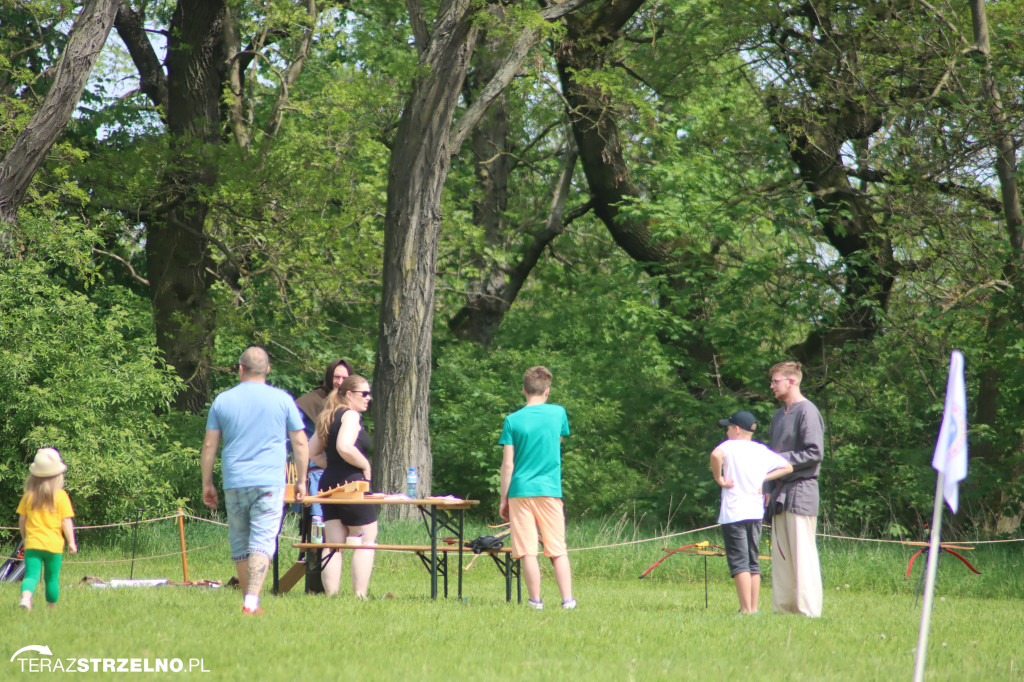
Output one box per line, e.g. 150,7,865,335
0,0,119,226
446,27,513,346
375,0,478,508
377,0,589,506
448,141,581,346
146,0,229,412
114,2,168,114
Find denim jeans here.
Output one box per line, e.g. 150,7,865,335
225,487,284,562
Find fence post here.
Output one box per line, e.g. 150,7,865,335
178,508,189,583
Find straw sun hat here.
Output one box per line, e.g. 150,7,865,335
29,447,67,477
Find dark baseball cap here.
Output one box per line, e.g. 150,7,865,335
718,410,758,432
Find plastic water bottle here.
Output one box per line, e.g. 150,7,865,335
311,515,324,543
406,466,418,499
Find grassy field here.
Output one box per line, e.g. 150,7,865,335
2,515,1022,681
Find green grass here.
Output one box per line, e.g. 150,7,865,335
2,516,1022,681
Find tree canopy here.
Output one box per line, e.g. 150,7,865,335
1,0,1021,534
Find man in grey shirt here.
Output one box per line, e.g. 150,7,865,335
765,361,824,617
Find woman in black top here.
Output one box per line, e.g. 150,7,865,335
308,374,377,597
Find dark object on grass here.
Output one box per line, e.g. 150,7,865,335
469,535,505,554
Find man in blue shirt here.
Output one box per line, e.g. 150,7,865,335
499,366,576,610
202,346,309,615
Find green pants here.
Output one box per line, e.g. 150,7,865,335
21,549,63,604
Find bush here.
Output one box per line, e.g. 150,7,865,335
0,252,193,529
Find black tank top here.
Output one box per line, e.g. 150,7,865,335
324,408,372,480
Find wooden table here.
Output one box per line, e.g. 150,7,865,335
276,495,479,600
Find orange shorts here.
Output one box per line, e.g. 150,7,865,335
508,497,568,559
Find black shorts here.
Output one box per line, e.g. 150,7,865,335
318,470,377,527
721,520,762,576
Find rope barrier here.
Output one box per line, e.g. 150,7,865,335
0,513,182,532
570,524,722,552
58,543,226,566
180,513,227,528
817,532,1024,545
4,511,1023,565
0,512,302,564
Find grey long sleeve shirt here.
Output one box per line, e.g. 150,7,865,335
766,399,825,516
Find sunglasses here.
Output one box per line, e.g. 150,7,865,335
351,390,372,398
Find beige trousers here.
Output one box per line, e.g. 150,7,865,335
770,511,823,617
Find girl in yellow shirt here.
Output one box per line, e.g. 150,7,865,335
17,448,77,610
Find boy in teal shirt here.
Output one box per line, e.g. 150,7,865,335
499,366,576,610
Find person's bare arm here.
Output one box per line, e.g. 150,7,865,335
289,429,309,499
764,461,794,482
337,411,372,479
499,444,515,521
710,447,734,489
201,429,221,510
62,517,78,554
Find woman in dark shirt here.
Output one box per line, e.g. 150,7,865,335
308,374,377,597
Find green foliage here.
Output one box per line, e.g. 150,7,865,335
432,237,709,521
4,0,1023,537
0,222,191,528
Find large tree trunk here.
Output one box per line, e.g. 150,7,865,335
0,0,118,226
376,0,588,506
130,0,228,413
116,0,320,411
374,1,478,509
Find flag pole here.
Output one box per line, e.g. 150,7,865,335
915,349,969,682
913,471,947,682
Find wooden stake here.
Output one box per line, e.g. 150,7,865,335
178,508,189,583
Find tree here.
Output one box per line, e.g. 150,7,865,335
110,0,326,411
555,0,731,386
374,0,590,502
445,14,585,347
967,0,1024,532
0,0,119,226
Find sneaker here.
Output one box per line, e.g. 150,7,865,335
18,593,32,611
242,606,264,616
562,598,577,610
527,599,544,610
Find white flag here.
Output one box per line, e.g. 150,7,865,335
931,350,968,513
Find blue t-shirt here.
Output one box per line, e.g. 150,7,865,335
206,381,304,489
499,403,570,498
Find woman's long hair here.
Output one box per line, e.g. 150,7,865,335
24,473,65,513
315,374,368,444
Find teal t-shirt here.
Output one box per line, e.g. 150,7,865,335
206,381,304,489
499,403,570,498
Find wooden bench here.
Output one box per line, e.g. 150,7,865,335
292,542,521,603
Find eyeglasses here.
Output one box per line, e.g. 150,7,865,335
351,390,372,398
769,378,792,386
